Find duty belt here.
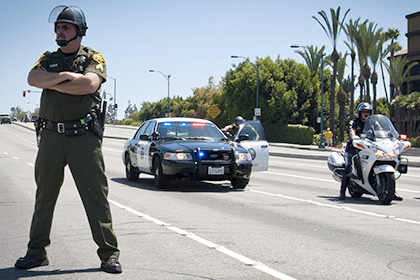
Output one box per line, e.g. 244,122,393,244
42,114,93,135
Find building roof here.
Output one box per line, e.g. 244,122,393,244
393,49,408,57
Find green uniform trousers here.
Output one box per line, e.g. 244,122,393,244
27,129,120,261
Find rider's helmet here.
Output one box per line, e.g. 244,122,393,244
234,116,245,127
49,5,88,36
357,102,373,118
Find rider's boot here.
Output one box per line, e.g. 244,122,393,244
339,177,347,200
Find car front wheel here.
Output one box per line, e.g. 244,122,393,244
153,157,171,189
231,177,249,189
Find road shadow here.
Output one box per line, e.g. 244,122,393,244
110,177,242,193
0,267,100,279
320,195,395,206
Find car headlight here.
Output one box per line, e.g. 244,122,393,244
372,147,398,160
164,152,193,161
235,151,251,162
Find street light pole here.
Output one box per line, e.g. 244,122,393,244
107,75,117,125
291,45,325,148
231,55,260,120
149,69,171,117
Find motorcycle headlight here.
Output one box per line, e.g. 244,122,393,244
164,152,193,161
235,151,251,162
372,147,398,160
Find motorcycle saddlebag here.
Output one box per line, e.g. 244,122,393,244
327,152,345,171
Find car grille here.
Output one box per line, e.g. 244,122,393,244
198,150,232,163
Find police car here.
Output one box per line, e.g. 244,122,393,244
122,117,269,189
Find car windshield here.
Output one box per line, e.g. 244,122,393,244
362,114,399,141
156,121,226,141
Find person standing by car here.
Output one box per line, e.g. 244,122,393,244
15,6,121,273
222,116,245,136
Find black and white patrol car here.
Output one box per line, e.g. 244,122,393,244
122,117,269,189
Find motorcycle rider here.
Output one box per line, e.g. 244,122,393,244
339,102,402,201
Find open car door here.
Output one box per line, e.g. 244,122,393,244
234,120,269,172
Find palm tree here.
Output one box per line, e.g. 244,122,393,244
382,29,402,119
349,21,382,104
336,52,348,141
385,56,418,131
313,6,350,136
294,45,327,79
342,18,366,119
369,29,383,113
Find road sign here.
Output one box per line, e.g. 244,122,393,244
254,108,261,117
207,104,221,119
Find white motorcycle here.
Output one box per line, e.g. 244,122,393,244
328,114,411,205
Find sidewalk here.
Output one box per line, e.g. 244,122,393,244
11,121,420,167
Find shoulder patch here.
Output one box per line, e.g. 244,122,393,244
33,52,49,69
93,53,105,65
93,53,105,73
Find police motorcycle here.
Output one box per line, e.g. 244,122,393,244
327,114,411,204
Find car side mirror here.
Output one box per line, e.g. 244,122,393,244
151,131,159,140
237,134,250,142
140,134,150,140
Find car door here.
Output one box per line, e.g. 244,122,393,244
128,122,149,168
137,120,156,172
234,120,269,172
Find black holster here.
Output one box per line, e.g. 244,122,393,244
89,111,103,140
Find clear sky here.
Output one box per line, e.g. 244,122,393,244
1,0,418,119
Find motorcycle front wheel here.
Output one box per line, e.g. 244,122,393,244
376,172,395,205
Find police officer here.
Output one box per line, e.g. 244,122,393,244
339,102,402,201
15,6,122,273
339,102,372,200
222,116,245,135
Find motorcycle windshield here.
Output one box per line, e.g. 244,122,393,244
363,114,399,141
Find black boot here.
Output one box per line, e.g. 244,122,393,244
339,190,346,200
339,174,348,200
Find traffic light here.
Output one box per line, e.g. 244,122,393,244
23,91,26,97
114,104,118,110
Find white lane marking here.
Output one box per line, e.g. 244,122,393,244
249,189,420,226
108,199,296,280
262,171,335,183
261,171,420,194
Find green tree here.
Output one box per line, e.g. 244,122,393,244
336,52,348,141
10,106,29,120
382,29,402,117
124,100,138,119
294,45,327,79
105,103,115,124
369,27,384,112
224,56,320,130
391,91,420,137
385,56,418,131
182,76,222,119
342,18,366,119
313,6,350,137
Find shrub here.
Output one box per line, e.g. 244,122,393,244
409,136,420,148
264,123,314,145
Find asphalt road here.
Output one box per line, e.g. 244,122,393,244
1,123,419,280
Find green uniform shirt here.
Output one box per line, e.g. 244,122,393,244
33,45,106,122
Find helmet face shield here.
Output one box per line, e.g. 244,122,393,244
49,5,87,36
